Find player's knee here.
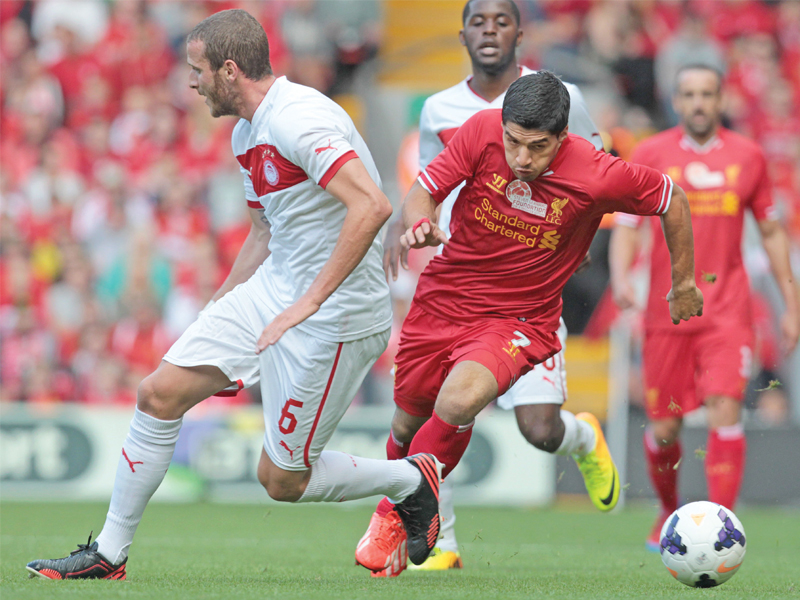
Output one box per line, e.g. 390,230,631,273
651,420,681,446
520,419,562,452
259,469,305,502
259,477,304,502
136,373,183,420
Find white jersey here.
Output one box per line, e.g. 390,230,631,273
232,76,392,342
419,66,603,236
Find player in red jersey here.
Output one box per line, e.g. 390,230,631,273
355,70,703,577
609,65,799,551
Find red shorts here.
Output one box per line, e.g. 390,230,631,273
393,302,560,418
642,325,754,420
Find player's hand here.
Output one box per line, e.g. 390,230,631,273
612,279,639,310
666,284,703,324
780,310,799,355
382,216,407,281
256,297,320,352
400,217,448,251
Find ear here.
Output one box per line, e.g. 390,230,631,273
558,126,569,142
458,30,466,46
222,59,238,81
516,28,523,47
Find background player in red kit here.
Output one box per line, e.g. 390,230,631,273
355,70,703,577
609,64,799,552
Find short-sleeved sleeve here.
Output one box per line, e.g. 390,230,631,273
239,166,261,209
418,99,445,170
272,102,359,190
417,113,481,203
591,151,673,217
748,149,777,221
565,83,603,151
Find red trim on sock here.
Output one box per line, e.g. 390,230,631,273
706,428,746,510
303,343,344,468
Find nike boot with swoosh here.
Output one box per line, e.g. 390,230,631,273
574,413,620,511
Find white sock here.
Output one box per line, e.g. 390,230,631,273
554,410,595,457
95,408,182,564
296,451,420,503
436,477,458,553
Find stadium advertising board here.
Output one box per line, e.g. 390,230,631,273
0,403,555,505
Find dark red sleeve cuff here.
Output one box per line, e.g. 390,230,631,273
247,200,262,209
319,150,358,189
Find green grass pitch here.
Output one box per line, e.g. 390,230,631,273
2,501,798,599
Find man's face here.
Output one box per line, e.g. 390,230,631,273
460,0,521,76
502,121,567,182
187,40,238,118
673,69,723,139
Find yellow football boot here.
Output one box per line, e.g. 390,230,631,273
407,547,463,571
574,412,620,511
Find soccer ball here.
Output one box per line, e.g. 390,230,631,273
659,501,746,588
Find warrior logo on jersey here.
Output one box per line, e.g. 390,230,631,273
487,173,508,195
506,180,547,217
264,159,279,185
546,197,570,224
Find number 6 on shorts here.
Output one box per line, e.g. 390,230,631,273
279,399,304,434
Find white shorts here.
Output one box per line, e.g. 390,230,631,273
496,318,568,410
164,278,390,471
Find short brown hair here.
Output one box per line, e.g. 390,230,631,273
187,9,271,80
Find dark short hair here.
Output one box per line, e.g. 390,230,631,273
675,63,724,93
187,9,271,80
502,71,570,134
462,0,521,26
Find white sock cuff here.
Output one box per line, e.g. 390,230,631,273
714,423,744,440
298,458,327,502
554,410,578,455
643,426,659,452
131,408,182,443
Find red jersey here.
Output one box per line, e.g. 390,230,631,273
621,126,776,332
415,109,672,334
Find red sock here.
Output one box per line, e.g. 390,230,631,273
386,430,410,461
408,411,473,478
644,429,681,513
705,425,746,510
376,431,412,517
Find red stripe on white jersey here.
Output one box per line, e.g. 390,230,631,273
304,343,344,467
237,144,308,197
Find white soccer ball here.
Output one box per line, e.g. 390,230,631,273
659,501,746,588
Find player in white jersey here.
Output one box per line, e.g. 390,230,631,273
382,0,606,573
26,10,442,581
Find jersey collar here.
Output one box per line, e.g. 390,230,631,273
679,132,723,154
251,76,285,129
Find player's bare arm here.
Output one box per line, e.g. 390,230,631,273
659,184,703,324
211,207,271,303
757,218,800,354
609,223,641,310
256,158,392,351
399,182,449,266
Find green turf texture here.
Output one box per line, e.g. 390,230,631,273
2,502,798,599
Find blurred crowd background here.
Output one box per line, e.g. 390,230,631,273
1,0,798,423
